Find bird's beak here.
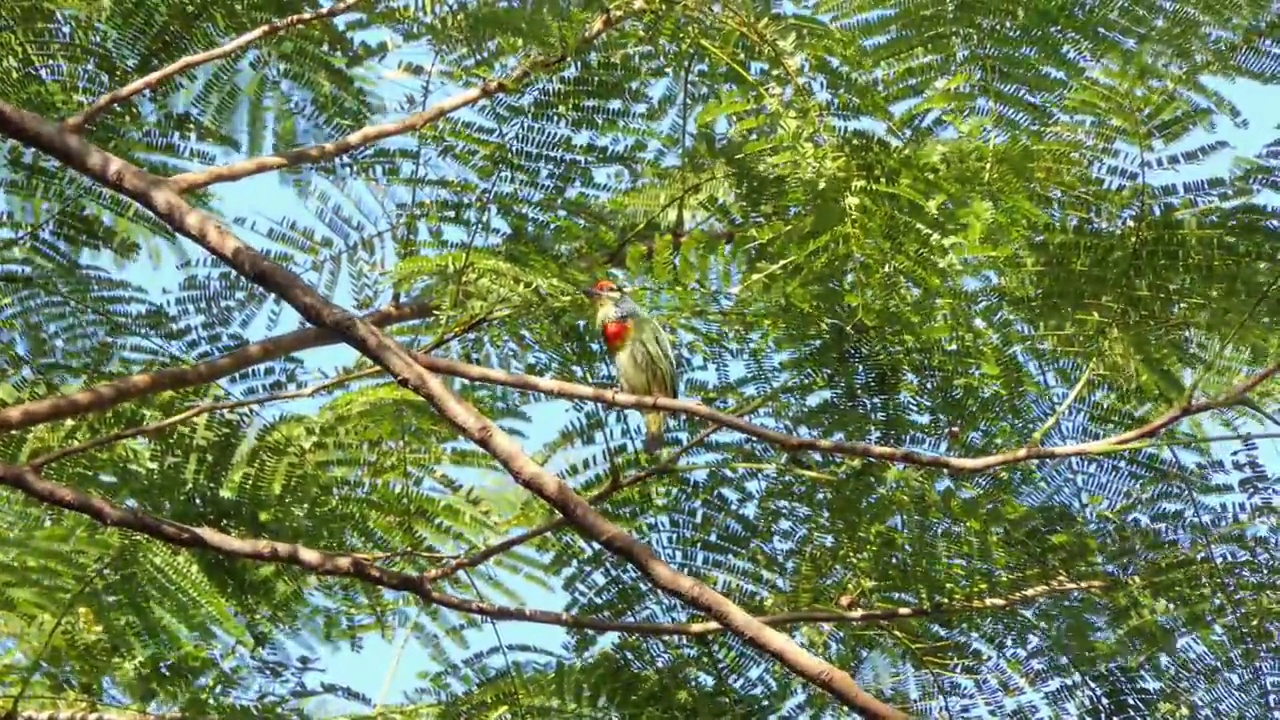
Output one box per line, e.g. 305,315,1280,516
581,287,601,298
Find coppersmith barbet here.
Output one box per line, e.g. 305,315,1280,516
582,279,678,454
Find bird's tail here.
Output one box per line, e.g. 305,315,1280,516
642,411,666,454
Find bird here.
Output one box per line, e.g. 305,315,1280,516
582,279,678,454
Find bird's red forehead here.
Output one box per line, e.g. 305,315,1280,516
593,279,618,292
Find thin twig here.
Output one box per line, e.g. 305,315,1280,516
15,707,186,712
426,396,770,581
1028,359,1095,447
28,374,352,469
7,557,115,719
463,567,529,720
599,174,727,269
165,1,649,194
1076,430,1280,453
353,549,461,562
63,0,367,132
1187,268,1280,397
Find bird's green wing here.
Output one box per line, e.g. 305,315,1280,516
635,315,678,398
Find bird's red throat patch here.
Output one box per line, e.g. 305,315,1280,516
601,319,632,353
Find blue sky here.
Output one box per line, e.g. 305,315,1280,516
97,61,1280,715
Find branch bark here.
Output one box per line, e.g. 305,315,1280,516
0,301,436,435
0,463,1104,642
165,2,644,194
0,100,904,719
62,0,367,132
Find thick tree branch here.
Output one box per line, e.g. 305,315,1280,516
0,101,902,719
0,462,1104,643
165,2,645,194
62,0,367,132
0,301,435,435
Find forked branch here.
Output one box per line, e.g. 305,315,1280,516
24,310,499,469
426,397,770,581
165,2,648,193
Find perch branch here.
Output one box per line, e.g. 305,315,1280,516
400,355,1279,474
0,99,903,719
7,301,1273,476
12,325,1273,477
166,1,647,193
63,0,367,132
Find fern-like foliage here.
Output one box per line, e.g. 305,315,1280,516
0,0,1278,717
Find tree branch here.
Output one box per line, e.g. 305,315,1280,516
25,310,500,469
0,461,1104,642
401,354,1279,474
62,0,367,132
665,578,1108,636
25,363,361,469
165,2,646,194
33,393,782,595
33,379,752,586
14,707,185,712
422,579,1110,638
0,301,436,435
0,99,903,718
